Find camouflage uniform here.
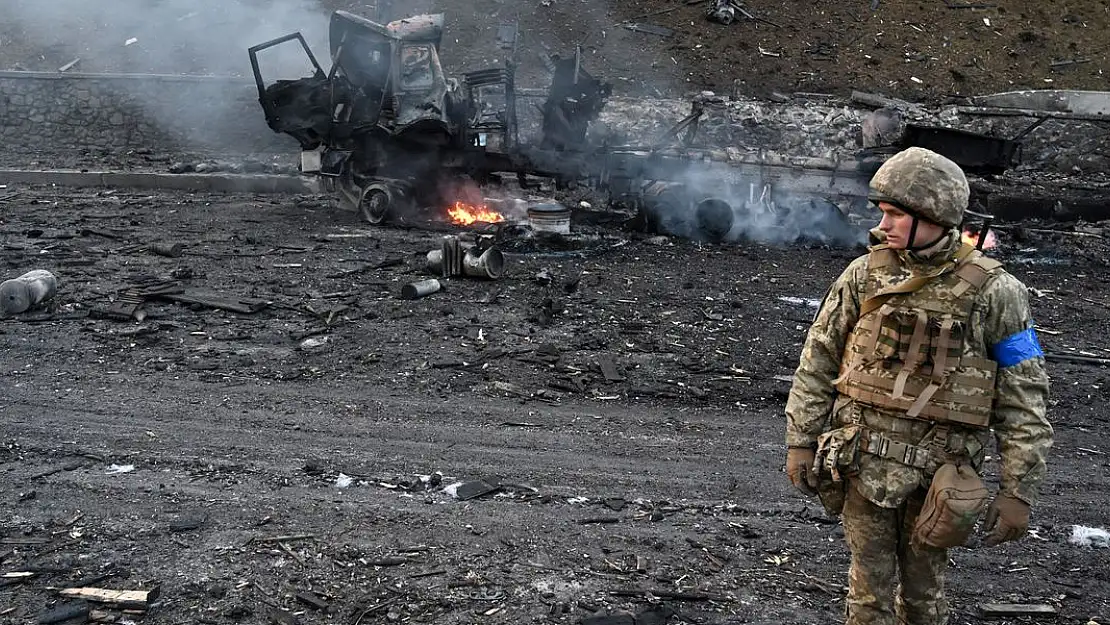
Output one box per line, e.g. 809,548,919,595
785,148,1053,625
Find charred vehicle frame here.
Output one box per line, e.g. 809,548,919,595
248,11,1022,244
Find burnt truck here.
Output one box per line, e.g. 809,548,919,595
248,10,611,225
247,11,1018,245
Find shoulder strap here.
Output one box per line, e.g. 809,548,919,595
859,243,977,318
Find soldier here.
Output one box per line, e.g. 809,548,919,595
784,147,1053,625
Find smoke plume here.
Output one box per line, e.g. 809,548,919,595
5,0,329,77
4,0,333,152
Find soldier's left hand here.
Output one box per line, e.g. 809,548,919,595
983,494,1031,546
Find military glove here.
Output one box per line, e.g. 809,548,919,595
983,494,1031,547
786,446,818,496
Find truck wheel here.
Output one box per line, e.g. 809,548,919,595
360,186,391,224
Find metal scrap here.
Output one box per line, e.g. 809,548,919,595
496,23,517,51
620,22,674,37
58,58,81,73
165,291,270,314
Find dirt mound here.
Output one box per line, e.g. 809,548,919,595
343,0,1110,100
3,0,1108,100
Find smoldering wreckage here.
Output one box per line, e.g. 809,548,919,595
248,11,952,248
243,10,1105,252
2,8,1110,625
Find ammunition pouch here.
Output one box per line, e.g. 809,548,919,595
813,425,863,516
912,463,990,549
816,474,848,517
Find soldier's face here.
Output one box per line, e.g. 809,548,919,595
877,202,943,249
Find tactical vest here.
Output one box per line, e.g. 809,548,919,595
835,242,1003,429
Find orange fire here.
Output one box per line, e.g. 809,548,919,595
962,228,998,250
448,201,505,225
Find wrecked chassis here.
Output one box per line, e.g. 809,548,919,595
247,11,608,225
247,11,1019,245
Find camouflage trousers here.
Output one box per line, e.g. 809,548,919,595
842,480,949,625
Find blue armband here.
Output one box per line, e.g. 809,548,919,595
990,327,1044,367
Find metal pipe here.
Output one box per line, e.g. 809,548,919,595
461,247,505,280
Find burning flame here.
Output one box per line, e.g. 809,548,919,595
962,228,998,250
448,201,505,225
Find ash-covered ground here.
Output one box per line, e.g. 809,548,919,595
2,1,1110,624
1,185,1108,624
3,0,1109,99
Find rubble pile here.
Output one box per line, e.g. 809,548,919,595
594,93,1110,177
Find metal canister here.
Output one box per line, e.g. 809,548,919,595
401,278,442,300
0,269,58,314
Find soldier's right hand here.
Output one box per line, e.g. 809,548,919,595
786,446,818,496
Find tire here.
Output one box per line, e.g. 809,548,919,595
359,186,391,225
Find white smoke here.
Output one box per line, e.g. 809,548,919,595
5,0,330,77
2,0,335,152
642,160,868,248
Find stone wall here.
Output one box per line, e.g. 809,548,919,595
0,71,297,156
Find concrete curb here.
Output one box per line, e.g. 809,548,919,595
0,170,317,194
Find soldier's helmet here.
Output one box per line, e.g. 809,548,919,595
868,146,969,228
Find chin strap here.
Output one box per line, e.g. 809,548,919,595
906,215,946,251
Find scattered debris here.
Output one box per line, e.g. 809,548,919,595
335,473,354,488
251,534,317,545
496,23,517,51
577,516,620,524
37,602,90,624
32,457,89,479
426,236,505,279
851,90,922,112
1070,525,1110,548
401,279,442,300
777,296,822,309
57,58,81,73
167,291,271,314
620,22,674,37
0,270,58,315
368,556,409,567
299,335,330,350
58,586,159,610
148,242,185,257
168,516,206,533
3,571,37,581
528,202,572,235
294,591,330,611
105,464,135,475
1050,58,1091,69
597,356,625,382
1044,353,1110,366
580,605,674,625
898,124,1022,174
977,603,1058,618
706,1,782,27
609,588,722,601
445,478,501,500
707,0,739,25
943,0,996,8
